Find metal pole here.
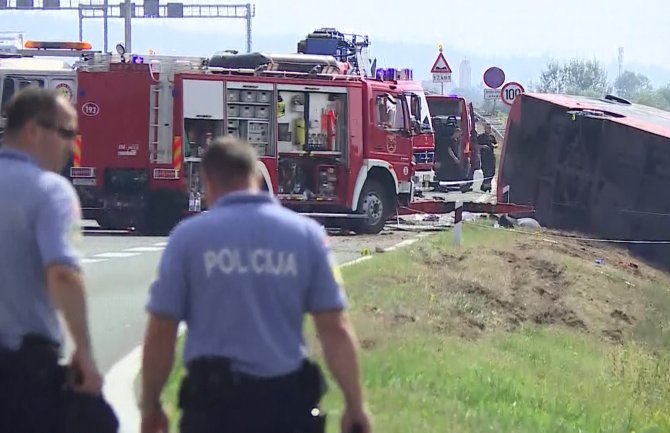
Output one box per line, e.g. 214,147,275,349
103,0,108,53
124,0,132,53
245,3,251,53
452,201,463,246
78,8,83,41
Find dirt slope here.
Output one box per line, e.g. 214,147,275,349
373,223,670,349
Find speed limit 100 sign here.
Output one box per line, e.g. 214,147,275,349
500,82,525,106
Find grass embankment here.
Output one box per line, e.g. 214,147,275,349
162,222,670,433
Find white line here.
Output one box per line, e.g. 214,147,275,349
153,242,168,247
103,235,424,433
124,247,165,252
105,324,187,433
383,238,420,252
103,345,142,433
94,252,141,258
82,258,107,264
339,255,372,267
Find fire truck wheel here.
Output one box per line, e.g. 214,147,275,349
354,179,392,235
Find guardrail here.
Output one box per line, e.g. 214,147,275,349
473,108,506,142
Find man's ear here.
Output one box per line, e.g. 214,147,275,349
253,168,263,188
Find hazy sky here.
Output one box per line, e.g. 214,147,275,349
0,0,667,70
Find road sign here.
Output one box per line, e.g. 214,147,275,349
500,81,525,106
433,73,451,82
431,51,452,74
484,88,500,100
431,48,452,83
483,67,505,89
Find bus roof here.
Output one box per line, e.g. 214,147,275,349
528,93,670,139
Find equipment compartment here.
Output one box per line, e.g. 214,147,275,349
224,81,274,157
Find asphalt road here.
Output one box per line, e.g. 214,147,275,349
60,228,422,374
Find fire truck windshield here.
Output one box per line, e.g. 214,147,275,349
1,76,45,117
427,97,463,119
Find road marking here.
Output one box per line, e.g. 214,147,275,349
124,246,165,252
102,344,142,433
340,256,372,267
103,235,425,433
153,242,168,247
384,238,421,251
104,323,187,433
82,258,108,264
94,252,142,258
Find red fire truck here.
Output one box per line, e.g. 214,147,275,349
71,46,438,235
424,94,477,188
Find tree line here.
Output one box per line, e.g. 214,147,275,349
533,58,670,111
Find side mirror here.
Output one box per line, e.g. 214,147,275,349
409,116,421,134
421,123,433,133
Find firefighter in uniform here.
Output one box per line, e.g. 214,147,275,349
140,136,371,433
478,123,498,192
0,87,104,432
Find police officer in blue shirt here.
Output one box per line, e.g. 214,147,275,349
0,87,103,432
140,136,371,433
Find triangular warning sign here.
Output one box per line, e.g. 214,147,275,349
430,52,452,74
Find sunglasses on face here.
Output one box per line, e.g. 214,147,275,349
39,122,78,140
55,127,78,140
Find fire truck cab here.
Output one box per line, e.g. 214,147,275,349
0,38,95,178
0,40,90,131
73,47,433,235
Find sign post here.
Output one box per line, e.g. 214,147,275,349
500,81,525,107
483,66,505,115
431,44,452,95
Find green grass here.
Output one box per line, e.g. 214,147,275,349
160,223,670,433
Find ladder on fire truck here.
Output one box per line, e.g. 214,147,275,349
78,52,208,169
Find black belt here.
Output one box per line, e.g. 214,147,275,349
181,356,327,408
187,356,308,387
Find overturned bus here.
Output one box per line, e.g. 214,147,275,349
498,92,670,268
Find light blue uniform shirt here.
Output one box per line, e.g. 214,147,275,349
146,191,346,377
0,148,82,351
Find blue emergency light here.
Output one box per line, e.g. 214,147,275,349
375,67,413,81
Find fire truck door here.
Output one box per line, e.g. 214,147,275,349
370,92,412,173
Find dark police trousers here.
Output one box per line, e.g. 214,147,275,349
0,334,118,433
179,357,328,433
480,145,496,190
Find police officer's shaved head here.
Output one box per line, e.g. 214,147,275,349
3,86,77,173
201,136,261,197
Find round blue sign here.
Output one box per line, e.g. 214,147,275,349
483,67,505,89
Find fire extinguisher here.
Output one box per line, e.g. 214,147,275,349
321,108,336,151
